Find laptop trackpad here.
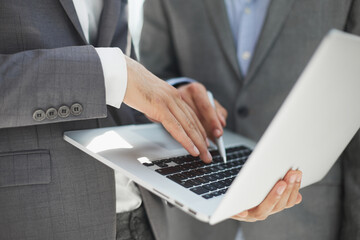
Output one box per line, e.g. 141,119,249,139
132,126,183,151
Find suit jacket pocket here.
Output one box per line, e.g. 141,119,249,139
0,149,51,188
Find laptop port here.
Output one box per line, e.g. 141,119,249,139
188,209,197,216
153,189,169,199
174,201,184,207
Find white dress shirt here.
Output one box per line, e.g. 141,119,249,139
72,0,142,213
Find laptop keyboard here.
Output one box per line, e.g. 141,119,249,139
142,145,251,199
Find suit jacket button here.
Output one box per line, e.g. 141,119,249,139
70,103,83,116
237,106,249,117
46,107,58,120
33,109,46,121
58,105,70,118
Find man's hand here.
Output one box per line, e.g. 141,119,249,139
123,57,213,162
177,82,228,142
232,170,303,222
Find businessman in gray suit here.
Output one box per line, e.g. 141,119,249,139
0,0,303,240
140,0,360,239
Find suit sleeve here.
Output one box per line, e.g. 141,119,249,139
0,45,107,129
140,0,181,79
341,1,360,239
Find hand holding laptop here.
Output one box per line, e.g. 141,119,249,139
233,169,302,221
175,82,304,222
176,81,303,222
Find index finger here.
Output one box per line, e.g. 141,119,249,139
191,90,223,139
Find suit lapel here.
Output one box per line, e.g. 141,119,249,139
59,0,87,44
97,0,122,47
202,0,242,80
245,0,296,84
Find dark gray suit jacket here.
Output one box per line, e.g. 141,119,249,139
140,0,360,239
0,1,238,240
0,0,140,239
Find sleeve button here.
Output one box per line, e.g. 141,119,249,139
58,105,70,118
70,103,83,116
46,107,58,120
33,109,46,121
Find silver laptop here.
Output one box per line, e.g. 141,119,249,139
64,30,360,225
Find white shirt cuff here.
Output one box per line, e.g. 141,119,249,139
96,47,127,109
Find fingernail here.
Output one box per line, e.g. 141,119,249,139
277,185,286,195
296,174,302,183
207,151,213,162
214,129,222,138
206,138,210,147
289,175,296,184
193,146,200,155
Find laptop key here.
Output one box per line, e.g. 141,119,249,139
229,161,239,167
180,180,195,188
204,175,217,181
202,193,214,199
218,188,228,194
192,169,206,177
223,170,232,177
142,162,154,167
212,190,223,197
212,181,225,189
167,175,184,184
223,178,233,186
193,177,209,184
197,168,211,174
155,162,169,168
155,166,182,175
182,171,197,178
191,178,203,186
213,156,223,163
203,184,217,191
190,186,209,195
212,173,226,180
172,173,188,180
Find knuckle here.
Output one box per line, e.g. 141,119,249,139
154,96,165,106
252,211,268,221
189,82,205,93
210,119,219,128
253,211,264,219
188,121,196,131
222,108,228,117
176,90,183,99
198,101,212,112
172,89,182,99
151,105,167,121
188,83,198,93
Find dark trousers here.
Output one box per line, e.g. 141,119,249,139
116,204,155,240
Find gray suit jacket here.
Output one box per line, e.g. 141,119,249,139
0,0,142,239
140,0,360,239
0,1,237,240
